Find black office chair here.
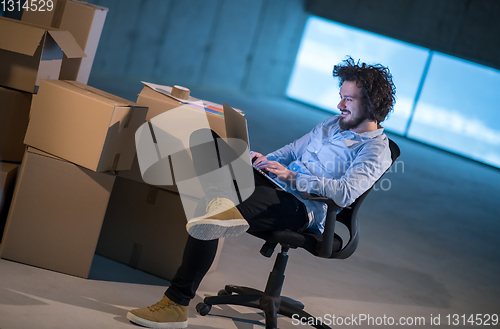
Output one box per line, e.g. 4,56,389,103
196,139,401,329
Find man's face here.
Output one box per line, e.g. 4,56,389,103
337,81,368,131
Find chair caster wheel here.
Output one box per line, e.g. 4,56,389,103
217,289,231,296
196,302,212,316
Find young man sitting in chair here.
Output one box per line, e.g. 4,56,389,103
127,57,396,328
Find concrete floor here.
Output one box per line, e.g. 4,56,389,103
1,76,499,328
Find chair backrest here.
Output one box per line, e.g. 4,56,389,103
327,138,401,259
254,138,401,259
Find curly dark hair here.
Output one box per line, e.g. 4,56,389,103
332,57,396,123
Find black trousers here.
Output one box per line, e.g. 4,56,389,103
164,169,308,306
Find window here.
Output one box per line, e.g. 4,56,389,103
408,53,500,167
287,15,500,168
286,16,429,134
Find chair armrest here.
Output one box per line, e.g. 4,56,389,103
300,193,341,258
299,192,328,201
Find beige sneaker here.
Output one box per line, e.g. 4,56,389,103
127,296,188,328
186,197,249,240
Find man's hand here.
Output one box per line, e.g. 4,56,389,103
250,151,267,166
251,155,297,183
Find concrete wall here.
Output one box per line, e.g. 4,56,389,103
85,0,499,98
307,0,500,71
87,0,308,97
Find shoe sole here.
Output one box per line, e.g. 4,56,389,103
126,311,188,328
186,218,249,240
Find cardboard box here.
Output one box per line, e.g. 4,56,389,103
24,80,148,172
118,85,226,191
22,0,109,84
0,162,19,244
0,148,116,278
96,176,223,281
0,17,85,93
0,87,32,162
20,0,66,27
138,85,226,133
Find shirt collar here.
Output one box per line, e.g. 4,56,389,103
333,116,385,139
341,127,384,139
359,127,385,138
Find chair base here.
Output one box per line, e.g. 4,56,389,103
196,284,332,329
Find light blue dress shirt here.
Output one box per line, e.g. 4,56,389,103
266,115,392,234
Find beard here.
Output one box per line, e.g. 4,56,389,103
339,109,368,131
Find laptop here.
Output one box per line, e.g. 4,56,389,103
222,103,285,191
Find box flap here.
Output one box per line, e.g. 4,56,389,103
27,147,68,162
0,17,45,56
47,30,86,58
51,0,68,28
63,80,141,107
0,162,19,176
75,0,109,12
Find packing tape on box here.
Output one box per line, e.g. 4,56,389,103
171,85,190,100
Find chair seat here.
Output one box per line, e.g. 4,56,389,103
250,229,343,257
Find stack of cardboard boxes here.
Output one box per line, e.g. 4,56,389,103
96,85,227,280
0,0,129,279
0,79,148,278
0,1,229,280
0,9,87,249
